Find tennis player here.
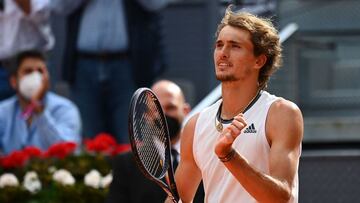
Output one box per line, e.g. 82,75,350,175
173,7,303,203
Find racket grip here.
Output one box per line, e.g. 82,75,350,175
165,196,178,203
170,182,179,202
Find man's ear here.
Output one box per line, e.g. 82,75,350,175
183,103,191,115
255,54,267,70
9,75,17,90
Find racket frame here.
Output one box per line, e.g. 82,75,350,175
128,88,179,202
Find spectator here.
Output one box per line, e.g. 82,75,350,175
107,80,204,203
0,0,55,101
0,50,81,155
57,0,168,142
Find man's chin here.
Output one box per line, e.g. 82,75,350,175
16,92,32,103
216,75,237,82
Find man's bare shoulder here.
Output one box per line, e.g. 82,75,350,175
269,98,302,117
179,113,200,169
266,98,303,146
182,113,200,141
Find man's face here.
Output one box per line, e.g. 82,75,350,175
10,57,49,101
16,57,48,82
151,82,190,142
154,87,186,124
214,25,260,82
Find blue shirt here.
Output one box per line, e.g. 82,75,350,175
50,0,168,52
0,92,82,155
77,0,129,52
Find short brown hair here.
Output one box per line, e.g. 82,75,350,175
9,50,46,76
215,6,282,89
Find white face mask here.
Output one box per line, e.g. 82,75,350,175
19,71,43,100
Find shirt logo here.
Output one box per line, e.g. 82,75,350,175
244,123,257,134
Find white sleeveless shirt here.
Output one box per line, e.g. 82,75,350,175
193,91,299,203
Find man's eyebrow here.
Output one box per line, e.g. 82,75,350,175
22,66,33,70
215,39,242,44
228,40,242,44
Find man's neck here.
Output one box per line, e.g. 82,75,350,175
18,95,31,111
220,80,260,120
170,135,180,146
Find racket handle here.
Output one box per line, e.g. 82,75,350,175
165,196,178,203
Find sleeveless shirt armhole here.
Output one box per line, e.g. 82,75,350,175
192,99,222,169
192,114,201,168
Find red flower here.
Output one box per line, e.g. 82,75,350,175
0,150,29,169
85,133,117,154
23,146,43,158
44,142,77,159
111,144,131,156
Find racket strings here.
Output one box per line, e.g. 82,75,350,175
139,95,164,174
133,92,169,178
138,106,166,176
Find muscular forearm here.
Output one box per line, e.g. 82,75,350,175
175,164,201,203
176,173,199,202
223,152,292,203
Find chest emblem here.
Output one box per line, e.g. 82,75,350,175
243,123,257,134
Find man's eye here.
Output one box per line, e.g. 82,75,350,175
216,43,223,48
24,70,33,74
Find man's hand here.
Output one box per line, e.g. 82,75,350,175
164,196,180,203
31,72,49,113
214,114,247,158
14,0,31,14
32,71,49,102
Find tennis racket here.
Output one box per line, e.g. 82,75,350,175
128,88,179,203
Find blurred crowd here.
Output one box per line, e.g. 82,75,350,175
0,0,196,201
0,0,169,153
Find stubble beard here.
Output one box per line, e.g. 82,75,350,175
216,73,238,82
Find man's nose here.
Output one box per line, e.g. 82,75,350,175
219,47,230,59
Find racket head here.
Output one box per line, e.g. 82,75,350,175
128,88,177,198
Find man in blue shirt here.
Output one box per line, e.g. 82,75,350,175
0,50,81,155
58,0,168,143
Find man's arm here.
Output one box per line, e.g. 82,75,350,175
13,0,49,21
215,99,303,203
13,0,31,14
21,70,80,148
31,98,82,148
175,114,202,203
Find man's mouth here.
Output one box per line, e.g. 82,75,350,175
217,62,232,69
